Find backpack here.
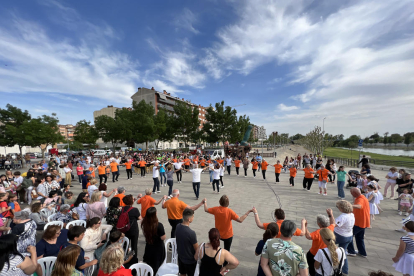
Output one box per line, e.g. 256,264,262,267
21,178,33,189
116,207,133,233
320,247,344,276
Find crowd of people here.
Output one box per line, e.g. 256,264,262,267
0,149,413,276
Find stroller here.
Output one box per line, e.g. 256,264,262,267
346,170,359,188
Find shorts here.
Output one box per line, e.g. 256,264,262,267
178,258,197,276
401,203,411,207
318,181,327,189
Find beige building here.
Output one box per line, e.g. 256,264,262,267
93,105,121,120
58,124,76,141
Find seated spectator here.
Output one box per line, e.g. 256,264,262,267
55,204,76,227
73,192,90,221
60,226,97,273
29,202,46,230
52,245,84,276
106,197,122,227
80,217,112,260
195,228,239,276
94,230,133,264
0,234,38,275
11,210,37,254
44,190,63,206
255,222,279,276
86,191,106,220
36,225,62,258
97,243,132,276
63,191,75,206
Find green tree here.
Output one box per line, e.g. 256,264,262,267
390,133,402,146
153,109,176,149
203,101,238,144
383,132,389,146
404,133,413,147
0,104,32,155
32,114,65,158
64,140,84,151
94,114,129,153
172,102,200,147
370,132,380,143
130,100,156,150
74,120,99,147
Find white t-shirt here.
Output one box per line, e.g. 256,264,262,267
220,167,224,176
387,172,398,184
73,203,88,220
174,162,184,170
213,169,221,180
153,167,159,178
314,247,346,276
400,194,413,204
100,191,108,207
226,158,232,166
14,176,23,187
334,213,355,237
208,163,214,170
190,169,203,183
64,167,72,173
88,185,98,196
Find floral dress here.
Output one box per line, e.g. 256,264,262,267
261,238,308,276
106,207,121,227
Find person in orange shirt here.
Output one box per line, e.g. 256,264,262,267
270,160,283,182
289,166,297,186
162,189,204,238
138,159,147,177
110,160,119,182
121,160,134,180
204,195,252,266
234,158,241,176
317,164,333,196
113,186,127,207
251,158,259,178
183,157,191,170
97,163,107,184
261,159,269,180
136,188,163,218
88,164,97,178
304,209,335,276
200,158,206,170
302,164,315,191
347,187,370,258
252,207,306,238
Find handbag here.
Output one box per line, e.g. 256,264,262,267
194,242,205,276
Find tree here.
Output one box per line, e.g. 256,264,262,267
404,133,413,147
32,114,65,158
290,133,304,141
203,101,238,144
73,120,99,147
94,115,127,153
370,132,380,143
383,132,389,146
63,140,84,151
153,109,176,150
390,133,403,146
0,104,32,155
171,102,200,147
301,126,334,154
129,100,156,150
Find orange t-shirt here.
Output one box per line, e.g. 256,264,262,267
184,159,190,165
289,167,297,177
86,182,91,189
309,224,335,255
105,167,110,174
123,162,132,169
208,206,239,239
89,167,95,178
200,161,206,166
234,160,241,168
252,162,259,170
263,220,302,238
217,159,224,164
261,161,269,171
114,194,126,207
139,161,146,167
317,169,330,181
274,164,283,173
137,195,156,218
172,159,177,163
97,166,106,175
354,195,370,228
110,162,118,172
303,168,314,178
164,197,187,220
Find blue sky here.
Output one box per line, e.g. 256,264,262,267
1,0,414,137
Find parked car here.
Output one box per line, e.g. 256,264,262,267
26,153,36,159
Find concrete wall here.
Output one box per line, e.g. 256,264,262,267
93,106,120,120
131,88,156,109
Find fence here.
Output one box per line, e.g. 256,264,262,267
325,156,414,168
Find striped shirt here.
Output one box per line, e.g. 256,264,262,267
402,235,414,254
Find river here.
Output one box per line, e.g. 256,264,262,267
344,147,414,157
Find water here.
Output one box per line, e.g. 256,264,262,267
343,147,414,157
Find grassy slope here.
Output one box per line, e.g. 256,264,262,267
324,147,414,161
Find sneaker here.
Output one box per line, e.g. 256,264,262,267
318,192,322,195
390,196,394,199
357,253,367,258
306,189,310,192
405,212,410,216
323,193,327,196
303,188,306,190
399,211,403,215
244,176,246,178
254,176,256,178
221,186,224,188
337,196,342,199
347,252,356,257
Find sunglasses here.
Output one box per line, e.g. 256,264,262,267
85,195,90,197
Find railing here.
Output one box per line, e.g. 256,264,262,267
325,156,414,168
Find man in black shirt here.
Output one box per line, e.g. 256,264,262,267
357,155,369,168
176,208,198,276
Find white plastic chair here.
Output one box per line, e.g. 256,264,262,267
156,238,178,276
44,221,63,231
26,186,34,205
38,256,57,276
66,220,86,229
47,213,57,222
130,263,154,276
119,236,130,257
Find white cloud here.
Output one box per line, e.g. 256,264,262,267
174,8,199,34
277,104,299,111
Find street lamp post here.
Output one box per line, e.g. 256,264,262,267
323,117,326,132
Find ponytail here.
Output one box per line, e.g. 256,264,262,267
263,222,279,242
320,228,338,266
208,228,220,250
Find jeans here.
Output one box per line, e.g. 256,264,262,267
337,181,345,198
227,166,231,175
192,182,200,198
176,170,182,182
167,180,173,196
168,218,183,238
303,178,314,190
160,172,166,184
212,179,220,192
334,232,353,274
99,174,107,184
258,163,261,172
347,225,367,256
262,170,266,179
275,173,280,182
112,171,119,182
78,175,82,183
209,170,213,182
126,169,132,179
152,177,160,192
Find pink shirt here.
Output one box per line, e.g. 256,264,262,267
86,202,106,220
77,166,84,175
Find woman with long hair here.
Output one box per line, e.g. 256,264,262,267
106,197,122,227
36,225,62,258
121,195,141,264
255,223,279,276
73,192,90,220
98,183,116,207
195,228,239,276
86,190,106,220
51,245,83,276
314,228,346,276
98,244,132,276
0,234,38,275
141,207,166,274
79,217,112,260
29,202,46,230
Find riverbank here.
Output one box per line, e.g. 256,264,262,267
324,147,414,161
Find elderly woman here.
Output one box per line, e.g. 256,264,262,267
54,204,76,227
29,202,46,230
12,210,37,254
304,210,335,276
97,243,132,276
333,201,355,275
79,217,112,260
86,190,107,220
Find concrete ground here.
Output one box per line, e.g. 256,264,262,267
9,146,406,276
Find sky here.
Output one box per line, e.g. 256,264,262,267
1,0,414,138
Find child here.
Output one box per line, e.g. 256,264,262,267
368,175,383,212
251,159,259,178
392,220,414,276
365,184,379,225
362,174,368,192
289,166,297,187
0,193,12,226
219,164,225,188
7,194,21,218
356,174,364,189
399,189,413,216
